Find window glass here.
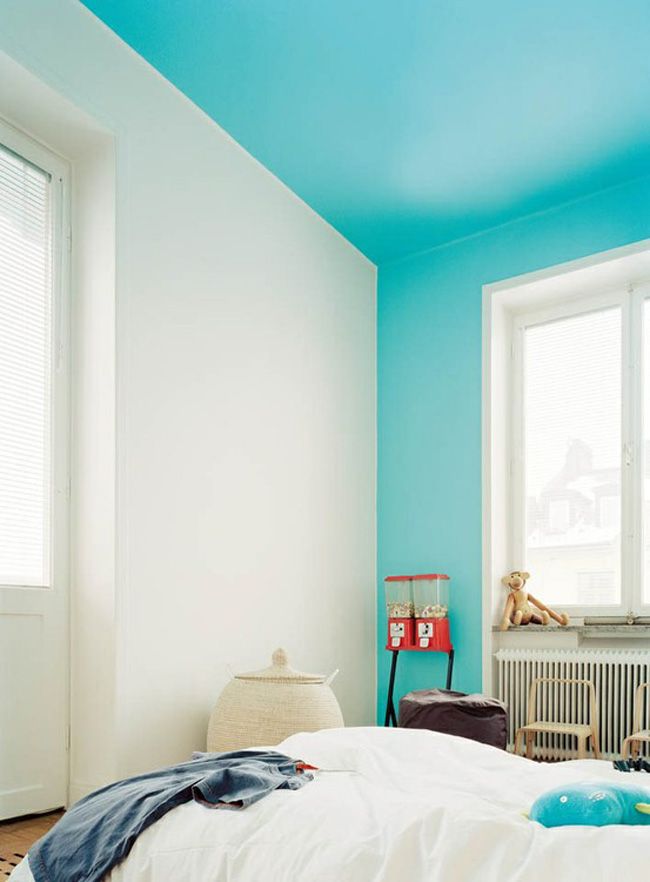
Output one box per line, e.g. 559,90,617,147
523,308,621,606
0,144,52,586
642,300,650,604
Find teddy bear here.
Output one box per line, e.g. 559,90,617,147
500,571,569,631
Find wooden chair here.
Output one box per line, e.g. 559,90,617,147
622,683,650,759
514,677,600,760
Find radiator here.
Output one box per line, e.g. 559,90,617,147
496,648,650,760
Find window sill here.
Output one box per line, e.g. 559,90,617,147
492,623,650,639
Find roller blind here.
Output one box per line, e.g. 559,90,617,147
0,142,53,587
523,307,622,606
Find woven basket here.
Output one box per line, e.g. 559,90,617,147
207,648,344,752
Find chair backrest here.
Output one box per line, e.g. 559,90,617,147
528,677,598,727
634,683,650,732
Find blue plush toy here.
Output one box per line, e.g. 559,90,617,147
530,781,650,827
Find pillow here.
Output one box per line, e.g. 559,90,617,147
530,781,650,827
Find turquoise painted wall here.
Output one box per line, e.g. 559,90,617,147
377,174,650,720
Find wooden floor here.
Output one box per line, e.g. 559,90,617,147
0,812,63,878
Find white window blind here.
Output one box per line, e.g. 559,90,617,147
641,298,650,606
0,143,53,587
522,307,622,607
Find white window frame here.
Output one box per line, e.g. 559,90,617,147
511,284,650,618
0,117,71,592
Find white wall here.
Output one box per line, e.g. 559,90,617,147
69,140,117,796
0,0,376,789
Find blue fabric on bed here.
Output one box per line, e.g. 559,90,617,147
29,750,312,882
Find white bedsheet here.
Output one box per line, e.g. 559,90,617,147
11,726,650,882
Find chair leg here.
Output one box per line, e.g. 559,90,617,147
576,735,587,759
525,731,535,760
514,728,525,757
591,726,601,760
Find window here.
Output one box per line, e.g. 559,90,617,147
644,299,650,605
512,288,650,617
0,124,68,588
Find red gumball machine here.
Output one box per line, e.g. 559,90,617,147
383,571,454,727
413,574,452,651
384,575,414,649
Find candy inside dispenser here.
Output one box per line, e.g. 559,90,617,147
413,574,451,650
384,576,414,649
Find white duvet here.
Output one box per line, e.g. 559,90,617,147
12,726,650,882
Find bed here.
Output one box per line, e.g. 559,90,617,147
11,726,650,882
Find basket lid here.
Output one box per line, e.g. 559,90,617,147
235,648,326,684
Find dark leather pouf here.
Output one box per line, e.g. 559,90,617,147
399,688,508,749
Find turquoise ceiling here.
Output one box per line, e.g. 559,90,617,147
81,0,650,263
